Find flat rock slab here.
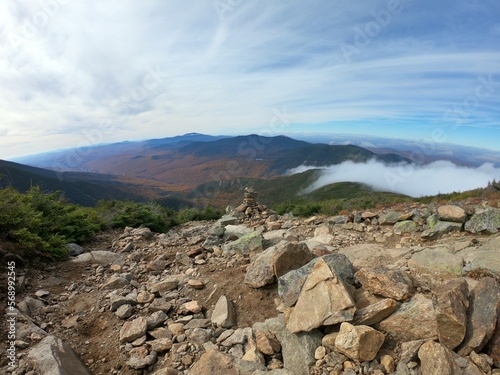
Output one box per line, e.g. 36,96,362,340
462,234,500,276
28,335,91,375
408,247,464,278
338,244,410,269
71,250,121,265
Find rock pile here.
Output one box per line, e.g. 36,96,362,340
3,200,500,375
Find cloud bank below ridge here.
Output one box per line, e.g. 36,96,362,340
289,159,500,197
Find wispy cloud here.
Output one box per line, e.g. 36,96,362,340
291,159,500,197
0,0,499,158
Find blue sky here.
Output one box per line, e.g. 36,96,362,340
0,0,499,159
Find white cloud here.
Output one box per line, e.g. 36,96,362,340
295,159,500,197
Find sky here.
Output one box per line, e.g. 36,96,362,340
1,0,500,159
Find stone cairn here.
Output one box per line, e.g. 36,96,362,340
233,187,275,224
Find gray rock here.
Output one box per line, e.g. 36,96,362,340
244,241,313,288
457,277,500,356
408,247,464,278
465,207,500,233
211,295,237,328
120,316,148,343
28,335,91,375
378,211,401,225
278,253,354,307
222,231,264,256
217,215,239,227
254,315,322,375
115,304,134,319
65,243,84,256
101,274,130,289
71,250,121,265
18,297,45,318
223,224,253,238
463,234,500,276
328,215,349,225
338,244,410,269
393,220,418,234
147,311,167,329
109,295,137,312
421,221,463,239
127,347,157,370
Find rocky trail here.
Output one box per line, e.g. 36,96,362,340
1,193,500,375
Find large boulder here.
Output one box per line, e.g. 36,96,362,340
463,234,500,276
437,205,467,223
418,341,482,375
434,279,469,350
355,267,414,301
378,294,438,341
278,253,354,307
286,259,356,333
244,241,313,288
254,315,322,375
408,247,464,278
421,221,463,240
222,231,264,256
465,207,500,233
457,277,500,356
28,335,91,375
338,244,410,269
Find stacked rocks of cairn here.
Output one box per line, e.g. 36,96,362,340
233,187,275,224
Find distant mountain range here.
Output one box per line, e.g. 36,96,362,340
293,133,500,167
1,133,416,207
14,133,409,187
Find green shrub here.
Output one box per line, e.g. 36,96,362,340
97,200,174,233
0,186,102,259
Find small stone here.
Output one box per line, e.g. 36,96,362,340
120,317,148,343
147,311,167,329
181,301,202,314
35,290,50,297
211,295,237,328
149,338,173,353
334,322,385,362
255,330,281,356
315,346,327,360
380,354,395,373
137,291,155,304
188,279,205,289
115,304,133,319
